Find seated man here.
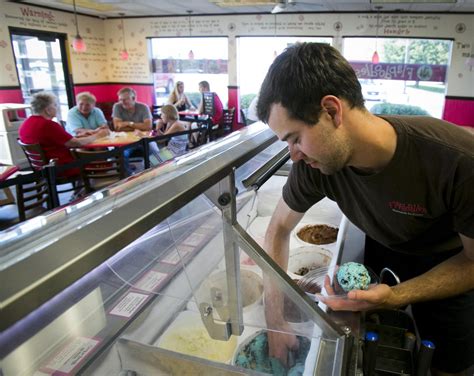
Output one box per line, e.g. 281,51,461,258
66,92,108,136
190,81,224,145
19,92,109,178
197,80,223,126
112,87,152,132
112,87,152,174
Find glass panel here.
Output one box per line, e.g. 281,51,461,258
343,37,451,118
2,127,353,374
12,34,69,121
150,37,229,107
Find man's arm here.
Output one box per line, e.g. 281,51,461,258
113,118,133,131
264,198,305,366
132,118,152,131
327,234,474,311
113,118,151,132
64,128,110,148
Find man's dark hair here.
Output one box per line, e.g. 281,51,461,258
257,42,365,125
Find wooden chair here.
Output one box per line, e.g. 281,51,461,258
202,92,215,117
16,177,50,222
240,108,249,126
17,140,83,196
211,108,235,140
221,107,235,135
72,149,126,193
152,105,162,120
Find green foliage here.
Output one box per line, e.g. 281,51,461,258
408,40,450,64
406,84,446,94
240,93,257,109
371,102,430,116
383,40,405,63
383,39,450,65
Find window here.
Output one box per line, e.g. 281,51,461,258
11,31,72,121
150,37,228,107
237,37,332,110
344,37,452,118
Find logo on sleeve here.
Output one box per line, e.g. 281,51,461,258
389,201,427,216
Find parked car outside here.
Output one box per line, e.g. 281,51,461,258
360,79,387,102
154,73,175,93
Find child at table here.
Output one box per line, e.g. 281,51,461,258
148,105,189,164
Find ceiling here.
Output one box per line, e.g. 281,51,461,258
12,0,474,18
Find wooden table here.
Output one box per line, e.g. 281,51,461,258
82,132,141,148
178,110,201,121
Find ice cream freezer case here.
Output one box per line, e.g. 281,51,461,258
0,123,360,376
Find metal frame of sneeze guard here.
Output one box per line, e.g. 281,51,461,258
235,223,352,376
239,145,352,375
200,170,244,340
203,166,351,375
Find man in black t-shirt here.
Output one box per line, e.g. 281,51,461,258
257,43,474,376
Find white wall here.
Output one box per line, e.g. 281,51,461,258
0,2,472,97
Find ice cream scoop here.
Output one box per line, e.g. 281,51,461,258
336,262,370,292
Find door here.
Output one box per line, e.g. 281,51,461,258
10,28,74,122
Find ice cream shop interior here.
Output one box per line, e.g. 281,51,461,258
1,0,473,375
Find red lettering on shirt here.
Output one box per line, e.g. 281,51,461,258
388,201,427,216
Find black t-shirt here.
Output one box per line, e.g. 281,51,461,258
283,116,474,255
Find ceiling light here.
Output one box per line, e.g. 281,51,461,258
72,0,86,53
372,6,382,64
119,13,128,61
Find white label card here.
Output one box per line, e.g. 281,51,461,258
134,270,168,292
42,337,99,374
109,292,149,318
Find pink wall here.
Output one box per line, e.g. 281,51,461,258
0,87,24,104
443,97,474,127
73,84,155,106
0,84,155,106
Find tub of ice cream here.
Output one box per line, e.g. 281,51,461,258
191,269,264,313
233,330,311,375
156,310,238,363
293,223,339,247
287,246,332,281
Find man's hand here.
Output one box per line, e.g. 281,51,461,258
321,275,394,311
76,129,94,137
267,323,299,368
95,128,110,139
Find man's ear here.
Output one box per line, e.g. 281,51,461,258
321,95,342,127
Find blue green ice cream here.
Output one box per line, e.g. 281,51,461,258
235,332,310,375
336,262,370,292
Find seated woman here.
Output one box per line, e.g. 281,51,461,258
150,104,189,163
167,81,195,112
19,92,110,177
